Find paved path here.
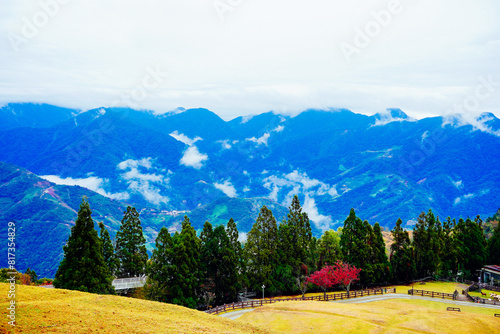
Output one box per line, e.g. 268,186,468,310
218,308,257,320
219,293,500,320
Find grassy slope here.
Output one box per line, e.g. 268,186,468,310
0,284,273,334
238,299,500,334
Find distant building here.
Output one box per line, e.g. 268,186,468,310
480,265,500,285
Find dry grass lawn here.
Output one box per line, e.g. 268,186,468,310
389,281,469,294
0,283,274,334
237,299,500,334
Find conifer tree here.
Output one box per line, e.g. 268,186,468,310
371,222,391,283
412,210,441,278
340,209,372,285
390,218,413,282
145,227,174,303
98,222,118,276
318,230,342,268
226,218,243,275
244,205,279,294
284,195,312,267
487,223,500,264
170,216,200,308
54,198,114,294
455,217,487,278
440,217,458,277
211,225,239,305
115,206,148,278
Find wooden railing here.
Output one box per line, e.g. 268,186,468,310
205,288,394,315
464,282,500,305
407,289,456,300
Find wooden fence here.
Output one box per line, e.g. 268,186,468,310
464,282,500,305
205,288,394,315
407,289,456,300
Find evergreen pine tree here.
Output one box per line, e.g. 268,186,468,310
98,222,118,276
487,223,500,264
200,221,215,305
440,217,458,277
340,209,373,285
412,210,441,278
455,217,487,278
225,218,244,296
318,230,342,268
115,206,148,278
244,205,279,294
285,195,312,267
212,225,239,305
145,227,174,303
390,218,413,282
371,222,391,283
54,198,114,294
170,216,200,308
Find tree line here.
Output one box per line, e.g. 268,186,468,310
53,196,500,309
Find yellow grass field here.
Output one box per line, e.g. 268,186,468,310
237,299,500,334
0,283,273,334
389,281,469,294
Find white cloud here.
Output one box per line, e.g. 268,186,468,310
372,109,414,127
0,1,499,120
117,157,153,170
452,179,464,189
180,146,208,169
217,139,232,149
421,131,429,143
442,113,500,137
245,126,285,146
302,195,332,231
40,175,130,200
214,180,237,198
169,131,202,146
238,232,248,243
246,132,271,146
116,158,170,205
453,189,490,206
241,115,254,124
262,170,338,229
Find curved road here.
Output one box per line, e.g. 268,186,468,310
219,294,500,320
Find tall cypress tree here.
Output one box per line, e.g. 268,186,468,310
115,206,148,278
440,217,458,277
371,222,391,283
98,222,119,276
145,227,174,303
390,218,413,282
244,205,279,294
318,230,342,268
170,216,200,308
226,218,243,276
284,195,312,267
487,223,500,265
54,198,114,294
412,210,441,278
455,217,487,278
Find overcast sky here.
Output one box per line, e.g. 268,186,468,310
1,0,499,120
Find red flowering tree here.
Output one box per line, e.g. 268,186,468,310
307,261,361,298
306,264,335,300
331,261,361,292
